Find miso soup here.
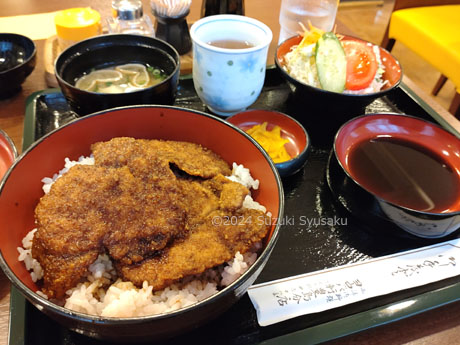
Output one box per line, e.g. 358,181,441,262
74,63,167,93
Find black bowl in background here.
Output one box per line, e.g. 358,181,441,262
0,33,36,99
55,34,180,116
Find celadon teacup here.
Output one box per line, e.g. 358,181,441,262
190,15,273,116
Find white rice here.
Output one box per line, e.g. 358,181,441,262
226,163,259,190
17,229,43,283
41,155,95,194
18,156,266,317
227,163,268,214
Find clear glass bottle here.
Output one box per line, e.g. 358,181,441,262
107,0,155,36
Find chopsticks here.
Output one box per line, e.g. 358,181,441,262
151,0,192,18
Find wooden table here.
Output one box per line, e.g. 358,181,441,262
2,1,460,344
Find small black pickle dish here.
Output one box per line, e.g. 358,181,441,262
332,113,460,239
227,109,310,178
0,33,36,99
54,34,180,116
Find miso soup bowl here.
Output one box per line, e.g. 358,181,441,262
55,34,180,116
334,113,460,239
0,106,283,341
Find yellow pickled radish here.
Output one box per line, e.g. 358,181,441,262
246,122,292,163
75,69,123,91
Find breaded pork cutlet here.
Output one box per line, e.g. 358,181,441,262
119,172,270,289
33,164,186,299
91,137,231,179
119,207,270,290
33,137,269,299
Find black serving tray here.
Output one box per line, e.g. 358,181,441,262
12,67,460,345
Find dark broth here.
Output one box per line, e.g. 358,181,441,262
0,42,26,72
207,39,255,49
348,137,460,213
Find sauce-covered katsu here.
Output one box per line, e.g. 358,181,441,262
31,138,270,300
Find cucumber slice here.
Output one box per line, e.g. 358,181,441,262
315,32,347,93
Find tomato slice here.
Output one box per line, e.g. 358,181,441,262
342,40,378,91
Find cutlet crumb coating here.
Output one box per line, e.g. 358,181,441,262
32,138,269,299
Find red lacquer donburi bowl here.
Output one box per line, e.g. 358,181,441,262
0,105,283,341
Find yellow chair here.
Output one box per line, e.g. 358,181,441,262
381,0,460,118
